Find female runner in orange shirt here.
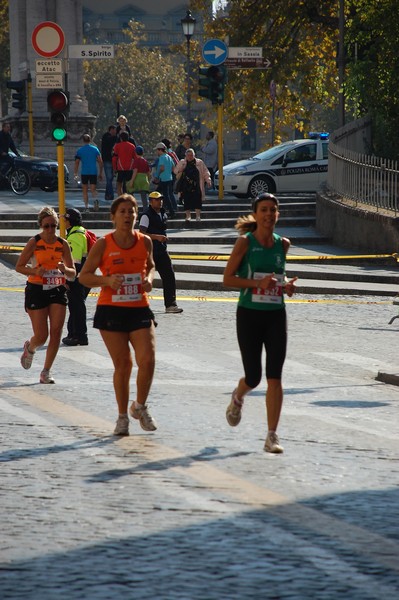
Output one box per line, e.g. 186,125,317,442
16,206,76,384
80,194,156,436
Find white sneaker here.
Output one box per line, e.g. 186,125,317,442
21,340,35,370
264,431,284,454
129,403,157,431
40,369,55,384
226,389,244,426
113,415,129,436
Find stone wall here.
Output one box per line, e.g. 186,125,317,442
316,192,399,253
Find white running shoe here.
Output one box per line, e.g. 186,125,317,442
21,340,35,370
226,389,244,426
129,403,157,431
40,369,55,384
264,431,284,454
113,415,129,436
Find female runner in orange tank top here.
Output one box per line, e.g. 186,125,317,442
80,194,156,436
15,206,76,384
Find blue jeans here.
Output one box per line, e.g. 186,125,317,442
158,180,177,215
103,161,114,199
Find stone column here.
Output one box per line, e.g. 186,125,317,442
6,0,96,172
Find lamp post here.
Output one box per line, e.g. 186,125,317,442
181,9,196,132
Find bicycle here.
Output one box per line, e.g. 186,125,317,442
0,158,31,195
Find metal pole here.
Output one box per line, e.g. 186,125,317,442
217,103,223,200
57,142,66,238
338,0,345,127
27,73,34,156
186,38,191,132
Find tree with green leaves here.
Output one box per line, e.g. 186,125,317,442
84,22,187,152
345,0,399,159
193,0,399,158
192,0,340,144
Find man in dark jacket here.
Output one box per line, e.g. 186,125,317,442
139,191,183,314
101,125,117,200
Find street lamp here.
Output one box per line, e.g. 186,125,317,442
181,9,196,132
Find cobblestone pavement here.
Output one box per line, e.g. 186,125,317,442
1,260,398,599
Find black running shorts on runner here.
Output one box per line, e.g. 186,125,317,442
93,305,156,332
24,282,68,311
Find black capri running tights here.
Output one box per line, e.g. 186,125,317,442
236,305,287,388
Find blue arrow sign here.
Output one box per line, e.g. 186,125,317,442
202,39,228,65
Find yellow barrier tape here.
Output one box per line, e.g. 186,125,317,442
170,253,398,262
2,245,397,263
0,244,24,252
0,287,392,305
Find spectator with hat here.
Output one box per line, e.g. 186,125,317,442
61,208,91,346
152,142,177,218
139,191,183,314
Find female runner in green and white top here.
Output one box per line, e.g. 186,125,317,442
223,192,297,453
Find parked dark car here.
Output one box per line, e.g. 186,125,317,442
6,150,69,192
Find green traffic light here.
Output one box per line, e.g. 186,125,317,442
52,128,67,142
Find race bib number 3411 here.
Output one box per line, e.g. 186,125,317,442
112,273,142,303
252,272,284,304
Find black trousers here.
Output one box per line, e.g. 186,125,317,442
154,250,177,308
66,278,90,340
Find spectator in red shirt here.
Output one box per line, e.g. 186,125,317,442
112,131,137,195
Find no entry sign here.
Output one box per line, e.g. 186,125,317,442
32,21,65,58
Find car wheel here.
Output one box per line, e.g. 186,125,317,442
248,175,275,198
9,169,31,195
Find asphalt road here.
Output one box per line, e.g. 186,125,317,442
1,258,399,599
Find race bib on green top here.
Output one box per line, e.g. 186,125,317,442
252,272,284,304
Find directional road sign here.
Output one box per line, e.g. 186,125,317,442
228,47,263,59
225,57,271,69
202,39,228,66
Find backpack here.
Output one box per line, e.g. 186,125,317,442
85,229,97,254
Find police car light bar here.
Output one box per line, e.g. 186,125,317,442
308,132,329,140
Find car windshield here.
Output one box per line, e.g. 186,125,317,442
9,149,28,158
252,142,298,161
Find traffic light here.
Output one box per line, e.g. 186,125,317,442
47,89,69,142
198,66,212,101
198,66,227,105
6,80,26,112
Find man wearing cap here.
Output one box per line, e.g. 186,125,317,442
139,192,183,314
153,142,177,218
61,208,90,345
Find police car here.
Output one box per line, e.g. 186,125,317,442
215,133,329,198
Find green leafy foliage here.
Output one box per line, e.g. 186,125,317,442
192,0,340,142
193,0,399,158
345,0,399,159
84,21,187,152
